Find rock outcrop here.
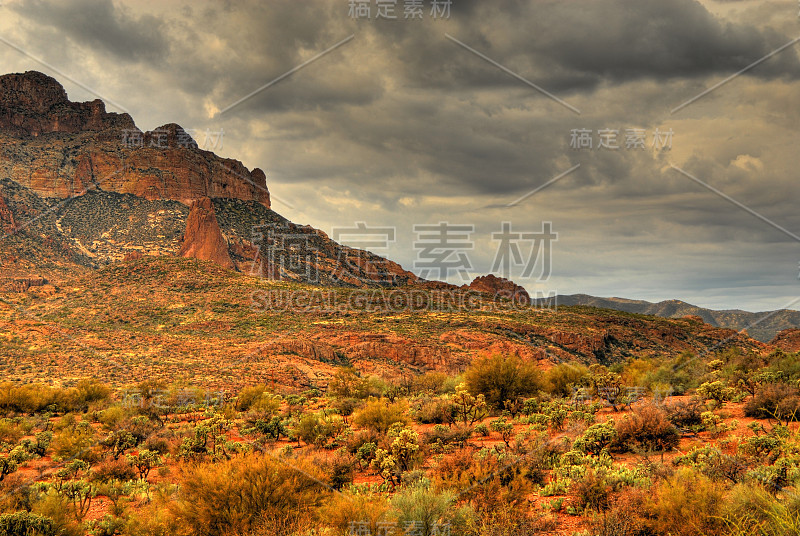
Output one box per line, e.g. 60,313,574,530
0,71,270,207
179,198,234,269
466,274,531,304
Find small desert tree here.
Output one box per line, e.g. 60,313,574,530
463,355,543,410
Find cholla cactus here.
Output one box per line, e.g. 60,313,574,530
451,383,486,426
0,445,29,482
371,424,421,487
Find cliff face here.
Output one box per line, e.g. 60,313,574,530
0,71,270,207
0,191,16,232
0,71,136,136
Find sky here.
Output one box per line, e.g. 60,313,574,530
0,0,798,312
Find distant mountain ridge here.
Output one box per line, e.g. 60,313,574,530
538,293,800,342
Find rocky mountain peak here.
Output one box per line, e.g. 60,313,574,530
0,71,68,110
0,70,135,136
0,71,270,208
467,274,531,304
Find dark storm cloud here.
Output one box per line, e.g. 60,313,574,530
526,0,799,81
12,0,794,115
9,0,169,62
366,0,799,95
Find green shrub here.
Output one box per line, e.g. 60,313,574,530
330,397,359,422
318,490,391,535
423,425,472,448
74,379,111,406
573,421,617,456
353,399,409,433
0,420,23,445
293,413,346,448
696,380,735,405
540,480,570,496
545,363,589,398
645,468,726,535
411,372,454,395
412,396,455,425
720,483,800,535
234,385,273,411
641,351,704,395
390,483,454,536
0,446,29,483
328,368,379,399
463,355,543,410
246,416,289,442
674,446,747,484
85,514,125,536
171,453,326,536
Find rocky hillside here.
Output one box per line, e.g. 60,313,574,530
771,328,800,352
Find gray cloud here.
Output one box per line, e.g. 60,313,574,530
9,0,169,62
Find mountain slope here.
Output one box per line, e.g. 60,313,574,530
541,294,800,342
0,256,769,390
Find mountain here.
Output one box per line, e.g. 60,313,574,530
0,71,416,287
536,293,800,343
0,70,782,390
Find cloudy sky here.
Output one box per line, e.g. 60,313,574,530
0,0,798,311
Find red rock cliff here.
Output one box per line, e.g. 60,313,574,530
0,71,270,208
